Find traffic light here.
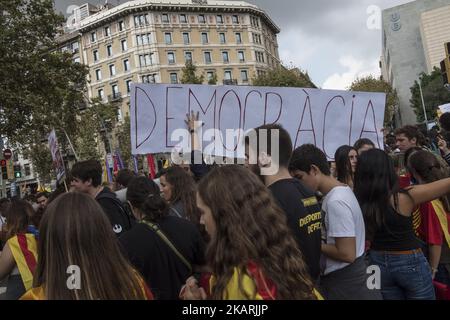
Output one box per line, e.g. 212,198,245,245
0,160,6,181
14,165,22,179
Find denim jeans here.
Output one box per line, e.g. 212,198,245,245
369,250,436,300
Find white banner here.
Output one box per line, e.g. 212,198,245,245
131,84,386,160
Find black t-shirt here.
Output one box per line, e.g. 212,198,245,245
119,216,206,300
96,187,133,237
269,179,322,280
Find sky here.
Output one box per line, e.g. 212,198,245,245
54,0,415,89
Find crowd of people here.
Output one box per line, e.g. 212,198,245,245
0,112,450,300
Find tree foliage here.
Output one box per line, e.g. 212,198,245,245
252,66,317,88
0,0,120,181
115,115,132,168
349,75,399,127
181,61,204,84
410,67,450,123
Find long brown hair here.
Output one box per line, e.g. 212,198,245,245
198,165,315,300
3,199,32,241
33,192,147,300
408,150,450,212
162,166,199,223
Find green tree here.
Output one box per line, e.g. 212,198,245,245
0,0,91,180
410,67,450,123
349,76,399,127
181,61,204,84
115,115,132,168
75,98,119,161
252,66,317,88
23,143,54,184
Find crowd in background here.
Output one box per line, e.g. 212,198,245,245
0,112,450,300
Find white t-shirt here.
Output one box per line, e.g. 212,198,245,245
322,186,366,275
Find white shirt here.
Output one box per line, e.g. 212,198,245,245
321,186,366,275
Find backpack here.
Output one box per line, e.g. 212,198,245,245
96,192,136,232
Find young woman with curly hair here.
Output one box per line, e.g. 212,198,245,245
181,165,321,300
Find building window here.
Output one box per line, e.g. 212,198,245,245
162,13,169,23
219,33,226,44
139,54,153,67
112,84,119,98
238,51,245,62
185,51,192,62
183,32,190,44
107,45,112,57
168,52,176,64
24,164,31,177
224,70,232,80
126,80,132,93
256,51,265,63
98,88,104,100
95,69,102,81
121,39,128,51
104,26,111,37
119,21,125,31
198,14,206,24
109,64,116,76
232,15,239,24
137,34,151,46
235,33,242,44
204,51,212,64
136,35,142,46
201,32,208,44
253,33,262,45
134,14,149,27
72,42,79,53
216,15,223,24
73,57,81,64
123,59,130,72
142,74,156,83
91,32,97,42
165,33,172,44
180,14,187,23
93,50,99,62
222,51,229,63
143,33,151,45
170,73,178,84
207,71,215,81
241,70,248,82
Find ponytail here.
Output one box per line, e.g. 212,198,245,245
141,193,169,222
127,177,170,222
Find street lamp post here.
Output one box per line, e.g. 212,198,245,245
418,79,429,125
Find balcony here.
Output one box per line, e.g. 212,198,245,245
108,93,122,102
223,79,237,85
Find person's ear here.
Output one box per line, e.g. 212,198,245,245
310,165,321,176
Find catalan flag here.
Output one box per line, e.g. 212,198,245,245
7,234,38,291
